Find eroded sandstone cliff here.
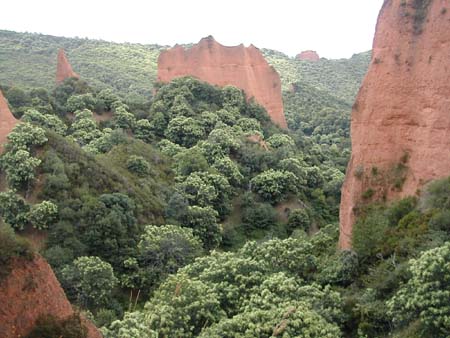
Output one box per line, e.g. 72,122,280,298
0,255,102,338
157,36,287,128
0,90,18,152
339,0,450,249
56,48,79,83
296,50,320,61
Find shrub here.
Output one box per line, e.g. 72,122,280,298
126,155,150,176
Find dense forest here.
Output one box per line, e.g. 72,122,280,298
2,31,450,338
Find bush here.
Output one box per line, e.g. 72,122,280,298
126,155,150,176
28,200,58,230
0,225,33,281
24,313,88,338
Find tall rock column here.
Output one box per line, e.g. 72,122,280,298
56,48,79,83
339,0,450,249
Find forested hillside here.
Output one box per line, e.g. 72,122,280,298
5,29,450,338
0,30,369,104
0,65,448,336
0,30,163,98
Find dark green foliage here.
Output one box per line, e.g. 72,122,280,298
0,225,33,281
24,313,88,338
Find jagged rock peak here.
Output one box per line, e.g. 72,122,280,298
296,50,320,61
56,48,79,83
0,90,18,152
157,36,287,128
339,0,450,249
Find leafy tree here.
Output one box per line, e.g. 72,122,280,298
388,242,450,336
287,208,311,233
134,119,153,143
182,206,222,250
102,312,157,338
28,201,58,230
165,116,205,147
221,85,245,111
199,302,341,338
144,273,225,337
21,109,67,135
96,89,120,111
70,109,102,146
79,193,139,271
212,156,243,186
111,106,136,131
176,172,232,217
236,117,261,134
61,256,118,308
242,201,277,230
5,122,48,151
1,149,41,189
266,133,295,149
0,191,30,230
125,224,202,290
173,147,209,176
126,155,150,176
250,169,298,204
66,93,96,112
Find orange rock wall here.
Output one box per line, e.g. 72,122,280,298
296,50,320,61
0,90,18,152
56,48,79,83
339,0,450,249
158,36,287,128
0,255,102,338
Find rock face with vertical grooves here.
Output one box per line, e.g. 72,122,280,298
0,90,18,152
157,36,287,128
56,48,79,83
339,0,450,249
296,50,320,61
0,255,102,338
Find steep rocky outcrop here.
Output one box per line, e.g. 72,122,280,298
0,255,102,338
0,90,18,152
158,36,287,128
56,48,79,83
339,0,450,249
296,50,320,61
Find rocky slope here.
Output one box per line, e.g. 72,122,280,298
296,50,320,61
0,255,102,338
56,48,79,83
158,36,287,128
339,0,450,249
0,90,18,152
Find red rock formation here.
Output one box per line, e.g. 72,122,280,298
157,36,287,128
56,48,79,84
339,0,450,249
0,90,18,152
296,50,320,61
0,255,102,338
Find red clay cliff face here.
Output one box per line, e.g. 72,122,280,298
158,36,287,128
56,48,79,84
339,0,450,249
296,50,320,61
0,255,102,338
0,90,18,152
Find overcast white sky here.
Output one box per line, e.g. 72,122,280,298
1,0,384,59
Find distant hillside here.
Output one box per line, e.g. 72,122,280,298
0,30,370,103
0,30,164,98
262,48,371,105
